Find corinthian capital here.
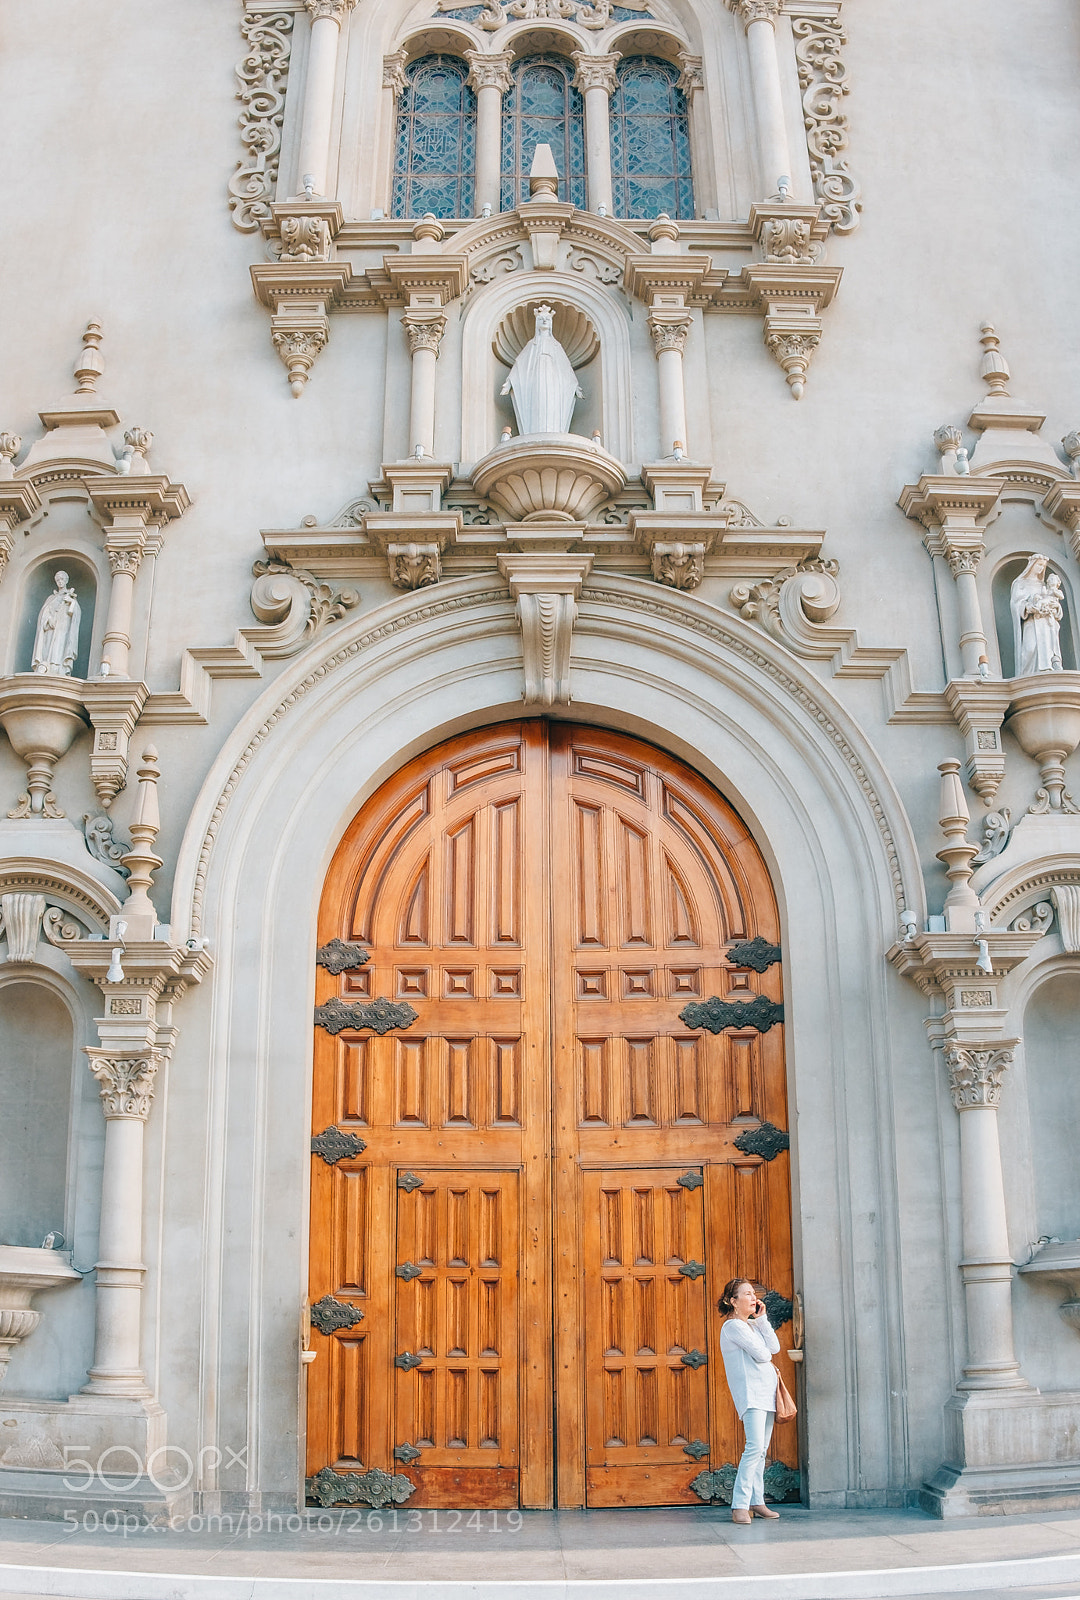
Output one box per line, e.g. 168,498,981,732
465,50,514,95
571,52,620,96
383,49,408,96
649,313,693,356
727,0,782,27
87,1049,162,1120
305,0,358,22
944,1043,1014,1110
106,541,144,579
403,312,447,356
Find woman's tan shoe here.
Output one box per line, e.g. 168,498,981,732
751,1503,780,1518
730,1507,752,1524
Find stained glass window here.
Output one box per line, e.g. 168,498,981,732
610,57,694,220
391,55,476,220
501,56,586,212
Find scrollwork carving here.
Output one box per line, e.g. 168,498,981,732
651,542,704,591
228,9,294,234
251,558,360,653
387,543,441,591
731,557,840,651
792,11,861,234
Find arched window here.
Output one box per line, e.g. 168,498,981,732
392,55,476,220
610,57,694,220
501,55,586,211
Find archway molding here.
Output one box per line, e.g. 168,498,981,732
164,572,927,1509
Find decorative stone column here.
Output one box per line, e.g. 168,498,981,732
296,0,357,198
572,53,620,215
85,478,190,680
944,1042,1029,1392
897,477,1003,680
466,51,513,216
727,0,791,198
649,312,693,458
402,311,447,460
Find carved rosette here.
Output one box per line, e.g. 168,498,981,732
792,11,862,234
229,9,295,232
571,52,621,96
944,1044,1014,1111
403,313,447,357
272,326,329,398
649,315,692,356
86,1049,162,1121
765,330,821,401
464,50,514,95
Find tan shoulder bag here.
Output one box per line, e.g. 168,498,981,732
774,1370,797,1421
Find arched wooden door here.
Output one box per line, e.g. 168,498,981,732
307,722,795,1510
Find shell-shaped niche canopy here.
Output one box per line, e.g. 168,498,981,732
493,301,599,371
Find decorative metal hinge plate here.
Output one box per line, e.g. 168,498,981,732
314,997,419,1036
690,1466,735,1503
679,1260,706,1280
394,1350,424,1371
394,1443,422,1464
683,1439,710,1460
397,1171,423,1192
680,995,784,1034
306,1466,416,1509
395,1262,422,1281
681,1348,707,1369
733,1121,790,1161
726,936,781,972
763,1289,793,1329
676,1169,704,1190
316,938,371,975
311,1125,367,1165
310,1295,364,1335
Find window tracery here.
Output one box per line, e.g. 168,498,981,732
392,55,477,219
610,56,693,220
500,55,586,210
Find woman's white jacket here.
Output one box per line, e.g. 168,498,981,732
719,1314,780,1417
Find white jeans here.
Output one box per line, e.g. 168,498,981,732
732,1407,775,1509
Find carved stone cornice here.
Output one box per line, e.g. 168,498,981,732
726,0,782,28
85,476,190,532
944,1043,1015,1111
82,680,150,811
86,1048,162,1121
624,255,712,307
381,255,470,308
465,49,513,95
571,52,620,96
886,930,1042,1020
942,679,1012,807
1042,480,1080,564
898,475,1004,549
0,479,41,540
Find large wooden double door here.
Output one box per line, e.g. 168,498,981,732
307,722,795,1508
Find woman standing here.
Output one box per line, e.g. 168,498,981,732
719,1277,781,1525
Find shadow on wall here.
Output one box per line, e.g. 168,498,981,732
0,981,72,1248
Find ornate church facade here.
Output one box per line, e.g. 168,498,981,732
1,0,1079,1523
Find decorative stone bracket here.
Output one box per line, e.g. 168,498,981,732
0,891,92,963
497,552,593,706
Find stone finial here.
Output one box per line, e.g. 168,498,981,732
936,759,980,931
528,144,560,201
978,323,1010,397
121,427,153,477
0,433,20,480
119,746,163,938
73,320,105,395
649,214,680,253
1062,432,1080,479
933,425,964,474
412,213,444,249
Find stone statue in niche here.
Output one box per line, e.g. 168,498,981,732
500,305,582,436
1010,555,1063,676
31,571,81,676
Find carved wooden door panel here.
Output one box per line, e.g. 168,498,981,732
309,721,795,1512
308,723,550,1509
583,1167,711,1505
548,725,794,1507
393,1170,520,1506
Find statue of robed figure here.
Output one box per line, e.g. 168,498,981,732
1010,555,1063,676
31,570,81,676
501,304,582,435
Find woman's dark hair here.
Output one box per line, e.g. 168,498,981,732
719,1276,752,1315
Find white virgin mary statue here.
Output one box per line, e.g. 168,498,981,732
500,305,582,436
1010,555,1063,676
31,570,81,676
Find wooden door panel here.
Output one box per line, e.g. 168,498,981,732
584,1167,710,1507
311,721,795,1512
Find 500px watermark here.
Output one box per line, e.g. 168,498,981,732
63,1508,526,1537
59,1443,248,1494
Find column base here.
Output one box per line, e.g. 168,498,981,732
921,1388,1080,1516
0,1394,190,1524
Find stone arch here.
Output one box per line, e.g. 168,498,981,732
165,572,925,1507
459,267,634,464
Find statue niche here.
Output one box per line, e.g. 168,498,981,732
500,305,583,437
